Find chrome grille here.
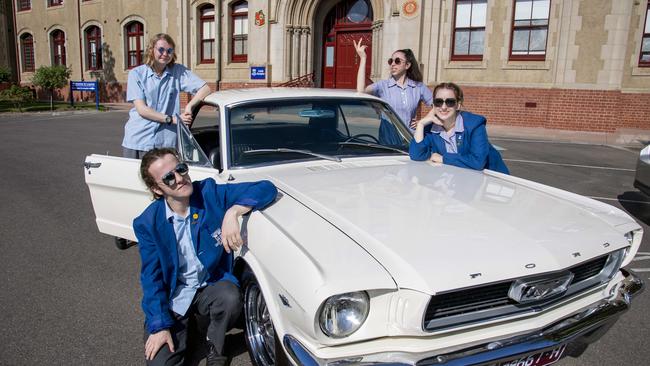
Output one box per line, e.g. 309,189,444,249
571,255,608,284
424,254,611,330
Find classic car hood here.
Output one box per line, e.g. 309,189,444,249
260,158,634,294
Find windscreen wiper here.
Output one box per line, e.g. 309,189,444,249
243,148,342,162
337,142,408,155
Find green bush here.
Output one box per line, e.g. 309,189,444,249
32,65,71,110
0,66,11,82
0,85,34,112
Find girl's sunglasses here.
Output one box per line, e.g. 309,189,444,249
387,57,405,65
157,47,174,55
160,163,189,187
433,98,458,108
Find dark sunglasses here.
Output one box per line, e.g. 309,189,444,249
433,98,458,108
387,57,405,66
160,163,189,187
157,47,174,55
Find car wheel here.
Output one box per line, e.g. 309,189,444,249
243,271,290,366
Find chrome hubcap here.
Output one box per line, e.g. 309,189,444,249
245,281,276,365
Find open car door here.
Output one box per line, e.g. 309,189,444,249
84,119,219,242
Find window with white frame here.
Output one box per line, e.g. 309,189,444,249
231,1,248,63
200,4,215,63
510,0,550,60
452,0,487,61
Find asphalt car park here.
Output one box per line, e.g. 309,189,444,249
0,110,648,365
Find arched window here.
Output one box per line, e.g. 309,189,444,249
200,4,216,63
20,33,35,72
51,30,66,66
125,21,144,68
231,1,248,63
85,26,102,70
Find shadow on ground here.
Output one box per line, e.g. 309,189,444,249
618,191,650,226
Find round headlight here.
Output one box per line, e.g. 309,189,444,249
319,291,369,338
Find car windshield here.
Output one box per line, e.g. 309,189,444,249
227,98,412,167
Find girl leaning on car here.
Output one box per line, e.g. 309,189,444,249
409,82,509,174
121,33,211,158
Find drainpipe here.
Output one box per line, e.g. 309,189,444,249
77,0,83,81
215,0,222,90
11,0,20,84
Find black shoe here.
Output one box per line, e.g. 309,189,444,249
206,343,228,366
114,237,136,250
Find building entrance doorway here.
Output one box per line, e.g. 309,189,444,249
321,0,373,89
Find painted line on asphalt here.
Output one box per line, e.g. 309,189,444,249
587,196,650,205
492,144,506,151
503,158,635,172
632,253,650,279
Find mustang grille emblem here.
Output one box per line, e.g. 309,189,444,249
508,272,574,304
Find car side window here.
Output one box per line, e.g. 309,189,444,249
178,115,212,167
192,104,220,130
189,103,221,170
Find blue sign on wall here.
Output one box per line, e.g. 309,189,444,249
250,66,266,80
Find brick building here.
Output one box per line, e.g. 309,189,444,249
8,0,650,135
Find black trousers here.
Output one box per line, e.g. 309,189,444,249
144,281,242,366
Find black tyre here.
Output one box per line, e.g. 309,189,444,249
242,270,290,366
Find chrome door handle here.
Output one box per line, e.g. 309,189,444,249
83,161,102,174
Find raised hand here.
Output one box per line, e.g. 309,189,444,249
353,38,367,59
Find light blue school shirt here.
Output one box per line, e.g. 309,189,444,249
122,63,206,151
370,78,433,131
165,201,208,316
430,114,465,153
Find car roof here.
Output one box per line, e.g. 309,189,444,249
202,87,384,107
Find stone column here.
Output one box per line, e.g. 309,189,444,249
285,26,294,80
300,27,310,76
372,21,384,79
292,28,301,78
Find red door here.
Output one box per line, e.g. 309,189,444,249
334,32,371,89
321,0,373,89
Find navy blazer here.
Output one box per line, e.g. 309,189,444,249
409,111,509,174
134,178,277,334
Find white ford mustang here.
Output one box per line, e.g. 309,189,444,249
84,88,643,366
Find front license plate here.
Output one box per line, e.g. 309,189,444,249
496,345,566,366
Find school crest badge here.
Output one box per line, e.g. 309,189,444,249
255,10,265,26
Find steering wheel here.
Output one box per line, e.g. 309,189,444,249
344,134,380,144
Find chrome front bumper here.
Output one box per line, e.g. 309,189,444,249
283,269,644,366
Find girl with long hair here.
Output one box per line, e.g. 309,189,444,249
354,39,433,131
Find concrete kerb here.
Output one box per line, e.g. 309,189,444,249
488,125,650,149
103,102,132,111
